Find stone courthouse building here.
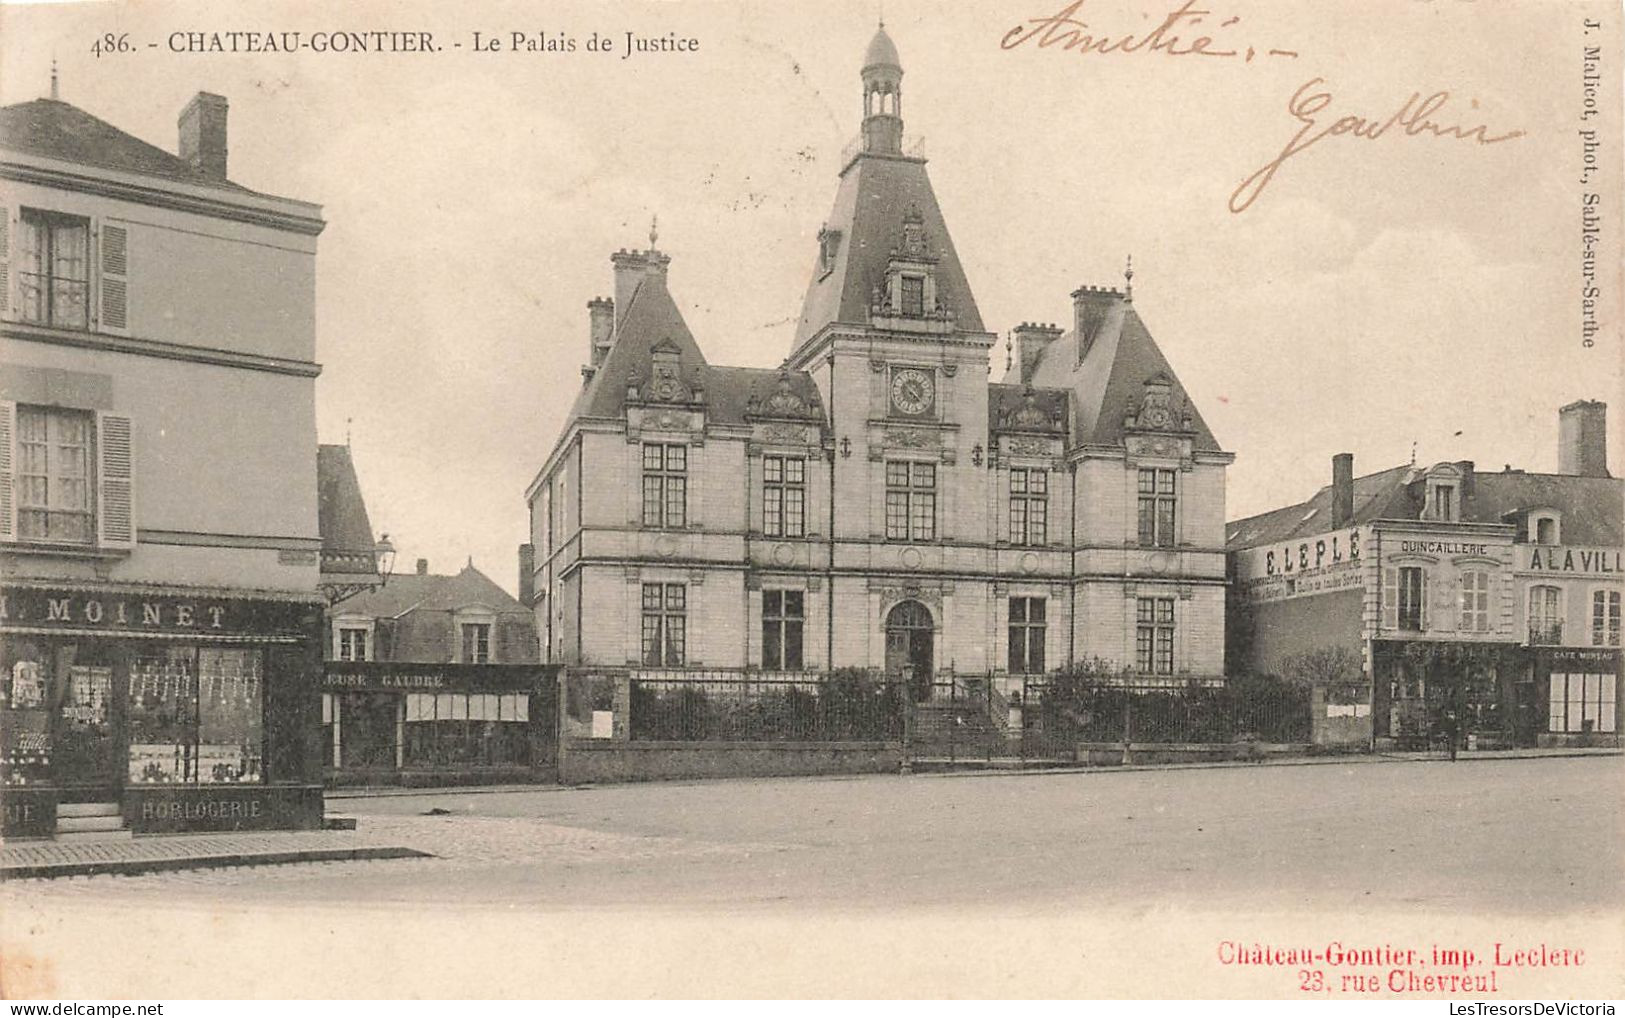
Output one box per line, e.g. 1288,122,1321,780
524,26,1233,694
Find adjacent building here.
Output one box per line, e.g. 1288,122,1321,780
523,25,1232,697
320,554,548,785
1227,402,1622,749
0,89,333,837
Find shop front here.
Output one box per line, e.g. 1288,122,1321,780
321,662,558,786
0,582,325,839
1524,647,1622,748
1371,639,1520,750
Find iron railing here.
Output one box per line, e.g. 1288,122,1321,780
628,669,904,742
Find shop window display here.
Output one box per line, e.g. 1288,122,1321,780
128,646,263,784
1,643,52,786
402,692,530,768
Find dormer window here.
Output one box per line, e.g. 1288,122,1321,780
900,275,924,317
817,227,841,277
1422,465,1463,522
1531,512,1561,545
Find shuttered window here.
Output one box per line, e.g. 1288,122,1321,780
0,402,135,550
99,223,129,332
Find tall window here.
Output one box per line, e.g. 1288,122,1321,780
1008,597,1046,674
17,405,93,544
641,583,686,667
1135,597,1175,674
1136,468,1177,547
1528,585,1563,645
1549,673,1617,734
1534,517,1558,545
641,443,687,529
461,623,491,664
900,275,924,317
127,647,263,785
338,627,369,662
1591,590,1621,647
1431,484,1457,521
1398,567,1426,631
1459,571,1491,633
762,590,805,671
1008,468,1048,545
885,461,936,542
19,209,90,329
763,455,806,538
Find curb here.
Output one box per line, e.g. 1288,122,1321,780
326,783,573,800
906,748,1623,780
1,845,431,881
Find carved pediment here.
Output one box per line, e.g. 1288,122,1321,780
1123,372,1192,433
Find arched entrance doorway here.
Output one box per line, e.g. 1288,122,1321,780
885,600,934,702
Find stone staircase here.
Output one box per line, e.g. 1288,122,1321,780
909,700,1007,759
55,801,133,842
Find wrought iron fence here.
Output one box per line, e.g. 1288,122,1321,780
1014,674,1311,760
629,669,904,742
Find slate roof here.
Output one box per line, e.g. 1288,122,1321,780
0,98,256,193
791,152,986,354
1025,300,1223,453
317,444,378,577
337,563,529,619
568,265,825,428
1226,463,1624,550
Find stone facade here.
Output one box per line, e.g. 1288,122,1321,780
524,26,1232,691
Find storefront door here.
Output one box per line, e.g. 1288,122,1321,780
50,644,122,799
338,693,400,770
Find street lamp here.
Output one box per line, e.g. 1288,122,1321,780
374,534,397,588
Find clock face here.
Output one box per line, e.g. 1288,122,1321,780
890,368,935,416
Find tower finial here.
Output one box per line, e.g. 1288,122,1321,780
649,214,659,250
1005,332,1013,374
1123,254,1134,301
346,417,353,447
50,58,59,100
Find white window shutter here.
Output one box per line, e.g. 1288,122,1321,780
97,221,130,334
96,412,136,548
0,400,15,542
1382,567,1398,630
0,206,10,317
1419,573,1429,631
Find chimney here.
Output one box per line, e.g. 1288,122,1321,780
415,558,428,576
178,92,229,179
1558,400,1610,477
1070,285,1124,363
1455,460,1476,501
1010,322,1063,384
517,543,535,606
588,297,614,367
1331,453,1354,528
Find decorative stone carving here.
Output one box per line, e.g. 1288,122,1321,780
1124,371,1193,433
1005,436,1049,456
885,428,937,450
761,423,810,444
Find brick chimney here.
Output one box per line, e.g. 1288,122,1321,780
517,543,535,606
1455,460,1476,501
1558,400,1610,477
1331,453,1354,528
178,92,228,179
415,558,428,576
1071,285,1124,363
1010,322,1063,384
609,245,671,339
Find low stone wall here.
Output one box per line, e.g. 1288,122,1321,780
325,765,552,788
558,739,902,784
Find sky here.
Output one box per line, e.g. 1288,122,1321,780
3,0,1619,594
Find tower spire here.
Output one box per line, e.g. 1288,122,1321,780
860,23,904,155
649,214,659,251
1123,254,1134,302
50,58,59,100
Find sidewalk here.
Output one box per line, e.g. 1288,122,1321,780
1,828,430,881
909,744,1622,778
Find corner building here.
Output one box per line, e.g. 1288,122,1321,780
525,27,1232,695
0,91,329,837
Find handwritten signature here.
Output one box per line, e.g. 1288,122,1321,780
1002,0,1298,63
1229,79,1528,213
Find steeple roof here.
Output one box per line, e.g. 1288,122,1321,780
791,151,985,355
1026,301,1224,454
